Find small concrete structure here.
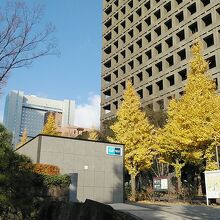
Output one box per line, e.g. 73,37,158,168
16,134,124,203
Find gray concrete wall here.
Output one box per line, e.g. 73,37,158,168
17,135,124,204
17,136,40,163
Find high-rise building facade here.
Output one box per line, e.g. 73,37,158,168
101,0,220,123
3,90,75,147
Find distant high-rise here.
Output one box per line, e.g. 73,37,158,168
101,0,220,123
3,90,75,147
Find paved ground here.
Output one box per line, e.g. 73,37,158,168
109,202,220,220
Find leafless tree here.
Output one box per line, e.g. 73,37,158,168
0,1,58,87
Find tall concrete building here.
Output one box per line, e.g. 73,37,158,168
3,90,75,147
101,0,220,123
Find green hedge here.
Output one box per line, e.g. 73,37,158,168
42,174,71,187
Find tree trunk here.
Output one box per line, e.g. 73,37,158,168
177,176,182,195
131,174,136,201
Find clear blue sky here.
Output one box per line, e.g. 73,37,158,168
0,0,103,121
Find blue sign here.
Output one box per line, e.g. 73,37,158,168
106,146,122,156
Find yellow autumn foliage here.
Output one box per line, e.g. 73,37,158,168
42,112,60,136
157,40,220,174
110,81,155,177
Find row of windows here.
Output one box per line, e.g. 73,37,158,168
102,90,184,113
103,54,217,99
103,7,219,51
103,0,212,38
103,68,187,98
103,35,216,74
104,0,210,23
103,75,218,113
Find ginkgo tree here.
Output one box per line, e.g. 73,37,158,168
42,112,60,136
17,128,28,148
156,40,220,193
110,81,154,200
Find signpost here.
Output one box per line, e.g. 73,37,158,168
204,170,220,205
153,177,168,191
106,146,123,156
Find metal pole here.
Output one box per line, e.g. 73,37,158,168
216,146,219,169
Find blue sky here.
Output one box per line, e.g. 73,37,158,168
0,0,103,127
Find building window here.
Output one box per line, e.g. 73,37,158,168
176,0,182,4
104,60,111,68
156,80,163,90
128,14,133,23
114,0,119,6
154,10,161,19
201,0,210,6
166,56,174,66
178,69,187,81
136,39,142,48
202,13,212,26
128,29,134,38
128,0,133,9
136,55,143,65
176,29,185,41
121,50,126,58
128,44,134,53
146,67,152,77
137,72,143,82
136,8,142,17
207,55,216,69
114,13,118,20
105,19,112,28
145,1,150,10
146,50,152,59
113,70,118,78
145,33,151,43
156,61,163,72
114,40,118,48
104,32,111,41
137,89,143,99
189,22,198,34
176,11,184,23
121,20,126,29
146,85,153,95
165,37,173,48
187,3,196,15
145,17,151,26
121,35,126,43
114,26,118,34
167,75,175,86
164,2,171,12
113,85,118,93
121,65,126,74
128,60,134,69
204,34,214,47
177,49,186,61
136,23,142,32
155,26,161,36
121,6,126,14
104,46,111,54
155,43,162,54
113,101,118,109
105,5,112,15
165,19,172,30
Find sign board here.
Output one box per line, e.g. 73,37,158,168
153,177,168,191
106,146,122,156
204,170,220,205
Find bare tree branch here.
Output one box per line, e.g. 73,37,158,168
0,0,59,87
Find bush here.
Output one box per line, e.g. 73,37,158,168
42,174,71,187
34,163,60,175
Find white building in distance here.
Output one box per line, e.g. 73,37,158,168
3,90,75,147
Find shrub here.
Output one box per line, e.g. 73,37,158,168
42,174,71,187
34,163,60,175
